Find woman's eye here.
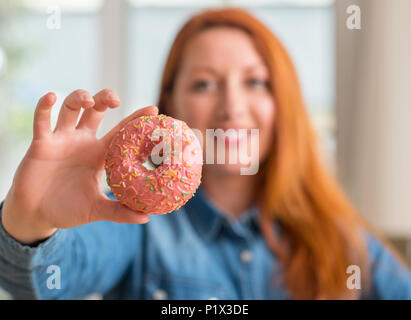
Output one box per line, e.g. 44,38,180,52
247,78,268,88
191,80,215,91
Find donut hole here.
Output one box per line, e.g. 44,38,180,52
143,141,166,171
142,155,162,171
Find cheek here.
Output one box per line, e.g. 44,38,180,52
252,96,275,159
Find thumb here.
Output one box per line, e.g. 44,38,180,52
92,196,150,224
101,105,159,148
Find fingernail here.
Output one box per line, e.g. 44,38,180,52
149,105,159,114
108,93,120,102
81,94,93,102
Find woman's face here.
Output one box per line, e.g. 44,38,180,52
170,26,275,176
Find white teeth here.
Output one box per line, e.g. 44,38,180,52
227,130,238,140
225,129,247,143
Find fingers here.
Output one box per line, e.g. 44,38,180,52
40,89,158,144
33,92,57,140
91,197,150,224
76,89,120,133
101,105,159,147
54,89,95,132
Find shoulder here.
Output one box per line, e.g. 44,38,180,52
362,229,411,299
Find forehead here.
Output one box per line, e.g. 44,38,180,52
181,26,265,70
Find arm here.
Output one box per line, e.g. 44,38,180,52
0,89,157,299
365,231,411,299
0,199,143,299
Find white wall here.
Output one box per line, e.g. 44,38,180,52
337,0,411,237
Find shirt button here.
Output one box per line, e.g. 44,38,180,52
153,289,168,300
240,250,253,263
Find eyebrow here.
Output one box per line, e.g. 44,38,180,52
189,66,218,75
189,64,268,74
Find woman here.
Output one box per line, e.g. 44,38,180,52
0,8,410,300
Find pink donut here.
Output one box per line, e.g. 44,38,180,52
104,114,203,215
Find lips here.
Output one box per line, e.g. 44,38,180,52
211,126,252,148
224,129,248,145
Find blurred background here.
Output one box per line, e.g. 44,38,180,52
0,0,410,298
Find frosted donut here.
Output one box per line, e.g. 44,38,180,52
104,114,203,215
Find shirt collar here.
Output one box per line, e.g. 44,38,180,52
183,186,261,242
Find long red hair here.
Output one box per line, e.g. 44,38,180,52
156,7,404,299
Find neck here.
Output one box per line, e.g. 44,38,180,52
201,166,260,219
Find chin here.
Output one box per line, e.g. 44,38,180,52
204,163,247,176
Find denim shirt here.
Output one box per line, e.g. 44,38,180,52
0,187,410,300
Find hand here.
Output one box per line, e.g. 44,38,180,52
2,89,158,244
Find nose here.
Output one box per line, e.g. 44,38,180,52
217,78,247,121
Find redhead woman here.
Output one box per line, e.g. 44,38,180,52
0,8,410,300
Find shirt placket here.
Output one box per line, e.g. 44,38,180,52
226,218,256,299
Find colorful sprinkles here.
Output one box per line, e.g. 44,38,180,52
104,114,202,214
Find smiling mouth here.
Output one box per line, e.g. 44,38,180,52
210,127,252,147
225,129,248,144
